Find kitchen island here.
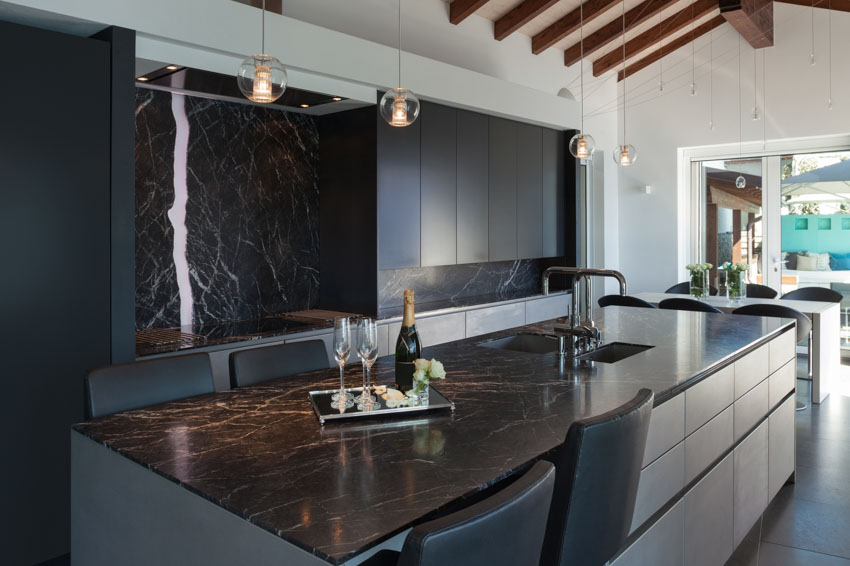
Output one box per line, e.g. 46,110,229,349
71,307,797,566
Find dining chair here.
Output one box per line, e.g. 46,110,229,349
658,298,724,314
732,304,811,411
540,388,654,566
744,283,778,299
598,295,657,309
361,460,556,566
229,340,330,388
85,352,214,419
665,281,719,296
781,287,843,303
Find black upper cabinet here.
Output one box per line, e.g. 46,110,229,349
488,117,518,262
542,128,565,258
420,102,457,267
377,108,421,270
516,123,543,259
456,110,489,265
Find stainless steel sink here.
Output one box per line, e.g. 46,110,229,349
577,342,653,364
477,333,560,355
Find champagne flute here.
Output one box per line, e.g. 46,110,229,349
330,317,354,409
356,318,379,411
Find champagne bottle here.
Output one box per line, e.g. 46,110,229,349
395,289,422,393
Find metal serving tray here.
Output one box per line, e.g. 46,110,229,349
308,385,454,425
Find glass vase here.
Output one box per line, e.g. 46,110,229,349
689,270,707,299
412,384,429,407
728,271,746,302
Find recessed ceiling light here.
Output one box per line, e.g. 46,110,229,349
332,97,342,101
166,65,180,71
300,104,309,108
137,77,149,82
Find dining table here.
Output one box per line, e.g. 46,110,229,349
635,292,841,403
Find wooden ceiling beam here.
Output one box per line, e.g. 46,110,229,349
531,0,620,55
563,0,679,67
776,0,850,13
450,0,493,25
617,15,726,81
594,0,718,77
720,0,774,48
495,0,560,40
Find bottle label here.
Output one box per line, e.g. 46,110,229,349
395,361,414,393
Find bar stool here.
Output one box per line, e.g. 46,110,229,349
361,460,556,566
781,287,843,303
732,304,812,411
744,283,778,299
229,340,329,388
659,298,724,314
665,281,718,296
541,389,654,566
598,295,657,309
85,352,214,418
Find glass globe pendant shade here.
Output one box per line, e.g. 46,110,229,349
380,88,420,127
735,175,746,189
237,54,287,103
613,144,637,167
569,133,595,159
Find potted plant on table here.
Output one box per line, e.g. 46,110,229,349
686,263,713,299
720,262,748,301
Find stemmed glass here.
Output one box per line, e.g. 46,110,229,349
355,317,379,411
330,317,354,410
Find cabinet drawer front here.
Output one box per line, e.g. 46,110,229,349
734,344,769,399
769,359,796,410
387,312,466,348
685,406,733,485
769,329,797,374
631,443,684,532
643,394,685,467
465,303,525,337
734,379,769,442
768,396,796,503
525,294,570,325
733,421,769,547
612,501,683,566
686,365,734,436
684,454,734,566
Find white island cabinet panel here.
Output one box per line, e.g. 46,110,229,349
684,454,734,566
733,420,769,547
769,359,795,410
642,394,684,467
685,364,734,436
734,379,769,442
769,395,796,502
631,443,685,532
769,329,796,373
611,501,683,566
685,406,733,485
734,343,769,399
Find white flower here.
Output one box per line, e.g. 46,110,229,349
428,359,446,379
414,358,431,373
413,369,428,383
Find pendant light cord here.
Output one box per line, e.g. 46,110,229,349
753,46,757,116
811,0,816,63
580,0,585,134
398,0,402,87
763,49,767,148
738,35,742,156
828,0,832,108
709,27,714,128
621,0,626,146
261,0,266,54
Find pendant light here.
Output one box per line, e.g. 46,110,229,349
735,36,746,190
708,27,715,130
810,0,816,65
827,0,833,109
237,0,288,103
380,0,420,127
614,0,636,167
569,1,595,159
752,47,760,120
690,3,697,96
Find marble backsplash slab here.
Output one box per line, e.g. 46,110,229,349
378,260,543,310
135,88,320,329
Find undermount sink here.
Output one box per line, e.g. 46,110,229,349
577,342,653,364
478,333,560,355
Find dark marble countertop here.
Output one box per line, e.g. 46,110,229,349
77,307,793,564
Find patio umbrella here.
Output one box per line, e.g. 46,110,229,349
781,160,850,200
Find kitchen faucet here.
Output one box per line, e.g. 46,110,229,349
542,267,628,357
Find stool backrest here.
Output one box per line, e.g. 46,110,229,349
659,298,724,314
781,287,843,303
598,295,657,309
743,283,778,299
229,340,329,388
731,304,811,345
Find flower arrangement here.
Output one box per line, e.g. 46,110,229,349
686,263,712,298
719,262,747,300
719,262,747,273
411,358,446,397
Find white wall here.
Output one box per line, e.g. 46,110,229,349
616,3,850,293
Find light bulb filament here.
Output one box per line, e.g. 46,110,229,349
391,97,408,126
619,148,632,166
253,64,273,103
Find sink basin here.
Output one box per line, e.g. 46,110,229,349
577,342,653,364
478,333,560,355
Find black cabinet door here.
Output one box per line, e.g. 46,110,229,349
420,102,457,267
377,109,421,269
457,110,489,264
542,128,565,258
516,123,543,259
488,117,517,261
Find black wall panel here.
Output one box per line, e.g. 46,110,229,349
420,102,457,267
456,110,489,265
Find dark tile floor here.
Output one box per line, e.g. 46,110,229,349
727,360,850,566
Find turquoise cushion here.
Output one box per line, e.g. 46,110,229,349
830,252,850,271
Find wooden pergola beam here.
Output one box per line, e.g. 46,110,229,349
720,0,774,48
617,15,726,81
450,0,492,25
495,0,560,41
531,0,619,55
594,0,717,77
563,0,678,67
